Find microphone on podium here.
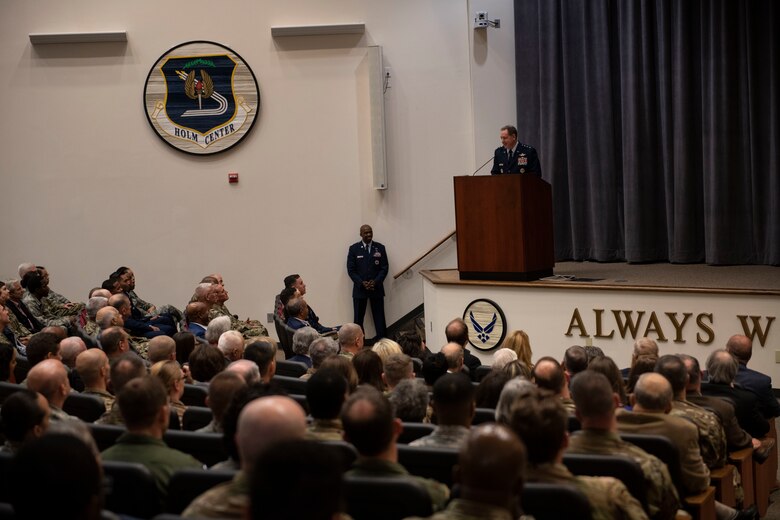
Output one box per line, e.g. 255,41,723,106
470,156,494,176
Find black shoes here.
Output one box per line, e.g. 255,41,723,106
752,438,775,464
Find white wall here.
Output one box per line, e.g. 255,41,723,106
0,0,518,336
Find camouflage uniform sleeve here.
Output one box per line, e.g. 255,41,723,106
7,313,31,338
634,450,680,520
24,295,71,328
416,476,450,511
605,479,649,520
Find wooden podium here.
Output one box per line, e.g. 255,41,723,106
454,175,554,281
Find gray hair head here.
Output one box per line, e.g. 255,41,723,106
706,349,739,384
495,377,536,424
492,348,518,371
389,378,430,422
308,337,338,368
86,296,108,321
205,316,232,344
292,327,319,356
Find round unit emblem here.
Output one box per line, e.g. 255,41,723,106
144,41,260,155
462,299,507,351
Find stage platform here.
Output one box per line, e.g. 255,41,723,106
421,262,780,377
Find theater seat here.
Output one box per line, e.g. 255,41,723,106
181,406,213,431
272,375,308,395
102,460,162,519
563,452,647,509
273,316,295,359
275,360,308,378
163,430,225,467
0,453,12,503
471,407,496,425
166,469,236,514
89,423,125,451
181,384,208,407
522,482,592,520
315,440,358,469
398,422,436,444
397,445,458,488
289,393,309,413
63,393,106,422
343,475,433,520
474,365,492,381
0,382,21,405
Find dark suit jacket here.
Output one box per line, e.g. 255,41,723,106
735,364,780,419
463,348,482,381
286,317,310,331
701,382,770,439
688,392,752,451
186,322,207,339
347,241,388,299
6,299,42,333
490,143,541,176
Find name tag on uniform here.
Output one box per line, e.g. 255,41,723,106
356,255,364,259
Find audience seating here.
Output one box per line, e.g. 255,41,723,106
13,356,29,385
181,406,213,431
168,409,181,430
272,375,308,395
273,316,295,359
63,393,106,422
289,393,309,413
411,357,423,376
89,423,126,451
0,453,12,503
343,475,433,520
275,360,308,378
562,452,647,509
474,365,492,382
398,422,436,444
0,382,21,405
728,447,754,509
315,440,359,469
163,430,226,467
181,384,208,407
621,433,715,520
567,415,581,432
397,444,458,488
102,460,162,519
0,503,12,520
471,407,496,425
522,482,593,520
166,469,236,514
709,465,736,507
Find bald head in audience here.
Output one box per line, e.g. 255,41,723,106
218,330,245,362
148,336,177,364
338,323,364,356
226,359,261,385
26,359,71,412
59,337,86,369
76,349,110,392
41,326,67,342
237,396,307,472
533,356,569,398
91,289,113,300
726,334,752,365
101,327,130,360
441,342,464,373
631,372,673,413
185,302,210,327
17,263,36,279
96,306,123,330
110,353,147,396
108,293,132,320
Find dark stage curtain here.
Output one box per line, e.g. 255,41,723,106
514,0,779,265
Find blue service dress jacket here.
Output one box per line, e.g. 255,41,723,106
347,241,389,298
490,143,542,176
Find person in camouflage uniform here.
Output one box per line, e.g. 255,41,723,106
410,373,473,449
504,385,648,520
655,355,728,469
76,349,115,412
304,368,348,441
206,279,268,338
21,270,76,329
182,396,307,518
95,353,146,426
342,386,449,511
569,370,680,520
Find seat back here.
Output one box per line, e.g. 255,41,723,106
275,360,308,378
289,393,309,414
166,469,236,514
163,430,226,467
63,393,106,422
620,433,683,493
398,422,435,444
522,482,592,520
0,382,21,406
89,423,126,451
397,444,458,488
563,452,647,508
102,460,162,519
314,440,358,469
271,375,308,395
13,355,29,385
0,453,12,503
273,316,295,359
471,407,496,425
474,365,492,381
181,384,208,407
343,475,433,520
181,406,213,431
411,357,423,376
567,414,581,432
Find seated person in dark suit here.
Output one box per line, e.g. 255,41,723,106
444,318,481,381
281,274,337,334
285,297,311,331
341,386,449,511
702,349,770,439
727,334,780,419
184,302,209,340
490,125,541,176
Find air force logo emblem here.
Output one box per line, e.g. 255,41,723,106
462,299,507,351
144,41,260,155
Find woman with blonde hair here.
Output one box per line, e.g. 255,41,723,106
503,330,533,368
150,360,187,427
371,338,402,365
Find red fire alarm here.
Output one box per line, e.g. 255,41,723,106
228,172,239,184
